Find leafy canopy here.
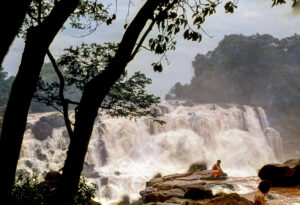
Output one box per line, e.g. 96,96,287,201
34,43,160,119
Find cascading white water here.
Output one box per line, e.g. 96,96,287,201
18,101,283,204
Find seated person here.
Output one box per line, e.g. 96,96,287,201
254,180,271,205
211,160,224,178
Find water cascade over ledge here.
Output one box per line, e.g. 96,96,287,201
18,101,283,204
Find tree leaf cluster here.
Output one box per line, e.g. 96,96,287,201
145,0,237,72
33,43,160,119
20,0,109,37
272,0,298,7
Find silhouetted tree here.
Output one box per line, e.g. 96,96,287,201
0,0,296,203
34,43,161,139
0,0,32,66
0,0,108,200
55,0,241,202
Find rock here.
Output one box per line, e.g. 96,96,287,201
203,193,253,205
146,177,164,187
35,148,48,161
140,169,251,205
162,173,193,181
140,187,157,196
40,114,65,127
38,171,62,192
100,177,109,186
184,186,213,200
89,172,100,178
32,114,65,140
181,101,194,107
258,159,300,186
44,171,62,186
32,121,53,140
25,160,33,168
200,176,228,180
82,162,100,178
142,188,185,203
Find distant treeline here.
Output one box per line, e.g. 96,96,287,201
0,67,14,116
166,34,300,140
0,63,64,117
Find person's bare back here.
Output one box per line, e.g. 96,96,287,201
211,160,224,177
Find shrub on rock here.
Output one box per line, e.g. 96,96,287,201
188,161,207,173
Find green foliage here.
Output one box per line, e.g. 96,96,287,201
34,43,161,119
0,67,14,116
20,0,110,37
152,173,162,179
40,63,60,83
11,172,98,205
146,0,237,72
187,161,207,173
145,0,295,74
74,177,98,205
11,174,45,205
272,0,297,7
166,34,300,140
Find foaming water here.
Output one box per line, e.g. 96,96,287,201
18,101,284,204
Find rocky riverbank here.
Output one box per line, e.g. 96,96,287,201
139,170,253,204
139,159,300,205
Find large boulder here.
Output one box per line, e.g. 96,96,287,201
32,121,53,140
40,114,65,128
32,114,65,140
183,186,213,200
258,159,300,186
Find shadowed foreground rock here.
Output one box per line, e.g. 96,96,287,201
140,170,253,205
38,171,101,205
258,159,300,187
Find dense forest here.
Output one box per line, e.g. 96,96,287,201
166,34,300,142
0,63,58,117
0,67,14,116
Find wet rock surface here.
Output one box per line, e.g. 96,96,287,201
258,159,300,187
140,170,253,204
32,113,65,140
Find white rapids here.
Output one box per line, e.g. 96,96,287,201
18,101,284,204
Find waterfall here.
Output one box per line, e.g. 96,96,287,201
18,101,283,204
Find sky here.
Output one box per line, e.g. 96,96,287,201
2,0,300,98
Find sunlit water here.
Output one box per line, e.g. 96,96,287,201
17,101,298,204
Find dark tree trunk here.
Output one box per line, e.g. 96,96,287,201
0,0,79,200
58,0,165,203
0,0,32,66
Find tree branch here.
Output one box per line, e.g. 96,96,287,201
46,49,74,138
130,0,179,61
130,19,156,60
